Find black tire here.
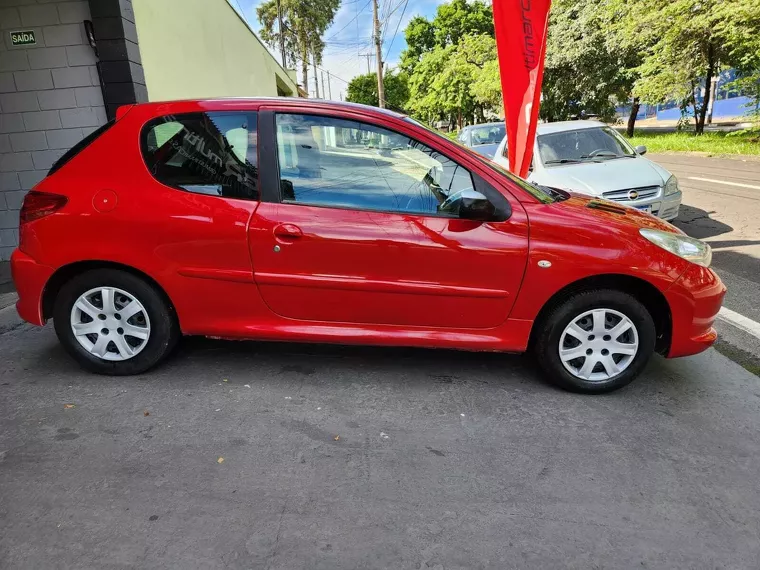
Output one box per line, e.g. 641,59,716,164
533,289,656,394
53,269,179,375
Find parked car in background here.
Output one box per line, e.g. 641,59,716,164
493,120,682,220
12,100,722,394
458,122,506,158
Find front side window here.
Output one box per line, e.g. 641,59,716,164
537,126,635,165
141,112,258,200
275,113,476,217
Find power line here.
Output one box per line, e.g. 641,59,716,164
384,0,408,62
324,0,372,42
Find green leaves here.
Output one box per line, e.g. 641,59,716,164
346,70,410,111
399,0,495,126
257,0,340,89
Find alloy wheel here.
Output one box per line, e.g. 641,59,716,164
70,286,151,361
558,308,639,382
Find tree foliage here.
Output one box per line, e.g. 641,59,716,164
257,0,340,92
400,0,495,125
395,0,760,133
346,70,410,111
541,0,640,123
612,0,760,133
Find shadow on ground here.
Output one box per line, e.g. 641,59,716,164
673,204,733,239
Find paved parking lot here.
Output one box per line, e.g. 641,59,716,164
2,321,760,569
649,153,760,370
2,153,760,569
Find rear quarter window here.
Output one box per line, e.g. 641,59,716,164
141,112,259,200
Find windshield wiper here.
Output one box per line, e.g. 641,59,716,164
544,158,583,164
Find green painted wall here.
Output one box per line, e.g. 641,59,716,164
133,0,297,101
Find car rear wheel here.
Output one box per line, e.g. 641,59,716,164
533,289,656,394
53,269,179,375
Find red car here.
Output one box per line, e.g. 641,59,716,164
11,99,725,393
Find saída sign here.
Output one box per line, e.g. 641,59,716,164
10,30,37,46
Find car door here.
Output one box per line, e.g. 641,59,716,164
248,107,529,329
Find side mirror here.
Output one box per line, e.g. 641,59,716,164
635,145,647,155
440,189,495,221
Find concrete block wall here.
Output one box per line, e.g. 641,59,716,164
0,0,107,260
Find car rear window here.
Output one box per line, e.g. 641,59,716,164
140,112,259,201
48,120,115,176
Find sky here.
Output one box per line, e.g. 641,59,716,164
233,0,448,100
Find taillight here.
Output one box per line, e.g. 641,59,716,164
19,191,68,224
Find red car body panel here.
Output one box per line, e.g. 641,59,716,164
11,98,725,359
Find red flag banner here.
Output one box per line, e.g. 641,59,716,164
492,0,552,178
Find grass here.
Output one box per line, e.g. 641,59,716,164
626,128,760,156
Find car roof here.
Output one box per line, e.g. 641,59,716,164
464,122,504,131
536,120,607,135
130,97,407,119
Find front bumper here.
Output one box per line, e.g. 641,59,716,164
10,249,53,326
665,263,726,358
627,191,682,220
608,190,682,221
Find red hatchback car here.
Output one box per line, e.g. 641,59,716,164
11,99,725,393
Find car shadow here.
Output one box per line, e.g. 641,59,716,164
672,204,733,239
17,327,692,401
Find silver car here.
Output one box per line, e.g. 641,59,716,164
458,122,506,159
492,120,682,220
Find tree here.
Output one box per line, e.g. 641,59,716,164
616,0,760,134
401,0,497,124
346,70,410,111
399,0,492,75
257,0,340,93
540,0,639,124
431,0,493,48
399,16,436,74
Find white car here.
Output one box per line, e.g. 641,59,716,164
492,120,682,220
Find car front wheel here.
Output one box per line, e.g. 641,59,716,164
534,289,656,393
53,269,179,375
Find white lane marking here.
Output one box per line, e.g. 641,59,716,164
688,177,760,191
718,307,760,340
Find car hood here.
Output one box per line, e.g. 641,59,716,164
471,143,501,158
531,156,670,196
555,193,681,234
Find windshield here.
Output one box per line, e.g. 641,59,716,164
469,124,505,146
537,126,636,165
404,117,555,204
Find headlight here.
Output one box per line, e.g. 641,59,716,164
664,175,680,196
639,228,712,267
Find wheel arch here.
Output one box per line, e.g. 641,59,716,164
529,273,672,355
42,260,178,325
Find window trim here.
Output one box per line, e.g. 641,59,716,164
139,110,260,201
265,110,510,221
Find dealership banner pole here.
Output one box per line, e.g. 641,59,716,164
492,0,552,178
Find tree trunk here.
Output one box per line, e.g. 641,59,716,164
301,57,308,97
300,39,308,96
696,42,716,135
312,50,320,98
626,97,640,137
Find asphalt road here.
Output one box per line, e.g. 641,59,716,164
648,153,760,369
2,320,760,569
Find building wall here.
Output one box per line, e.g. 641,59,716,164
132,0,298,102
0,0,108,261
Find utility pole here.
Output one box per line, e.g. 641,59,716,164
321,71,327,100
359,54,372,74
276,0,286,69
326,71,332,99
372,0,385,108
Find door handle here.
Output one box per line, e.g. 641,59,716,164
273,223,303,239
